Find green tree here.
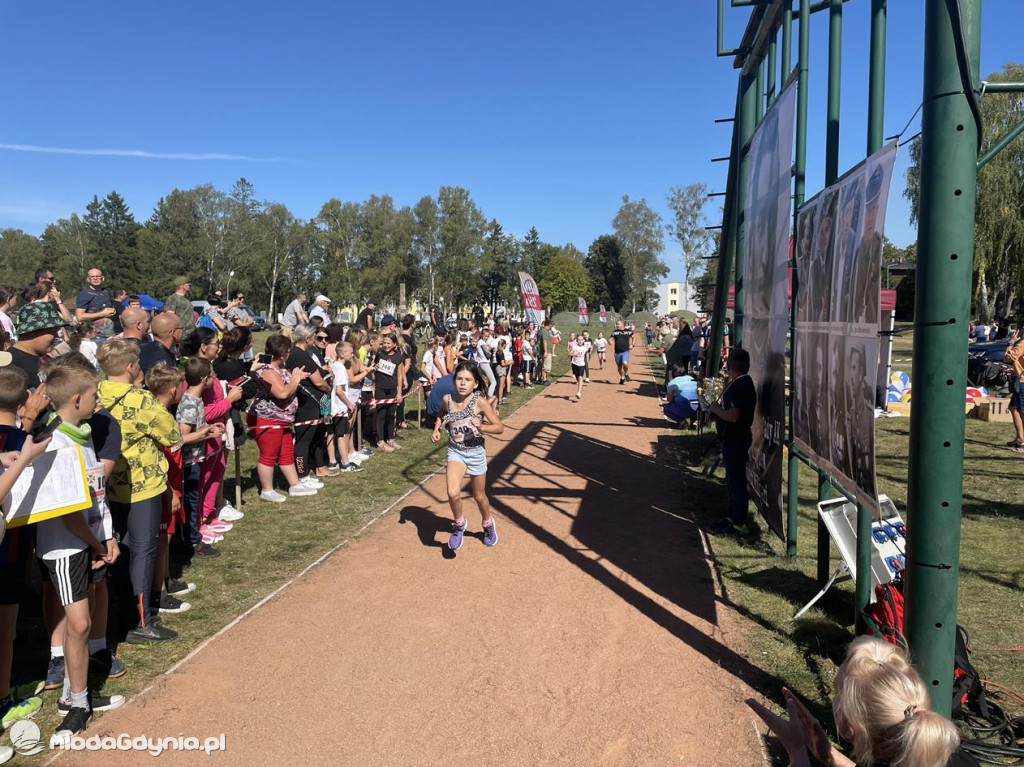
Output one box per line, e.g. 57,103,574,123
666,183,713,287
83,192,142,292
137,188,207,298
611,195,668,312
521,226,542,277
539,252,593,312
0,229,43,286
42,214,92,287
412,195,441,303
905,62,1024,319
313,198,363,308
585,235,627,310
437,186,486,311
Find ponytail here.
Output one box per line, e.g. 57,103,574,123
893,707,960,767
833,638,959,767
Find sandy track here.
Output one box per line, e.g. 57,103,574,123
67,350,766,767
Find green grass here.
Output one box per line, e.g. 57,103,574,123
651,349,1024,730
14,349,571,748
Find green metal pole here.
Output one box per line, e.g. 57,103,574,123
853,0,888,635
787,0,812,561
782,5,792,77
756,58,765,122
708,85,744,380
734,70,759,349
817,0,842,584
767,32,777,105
717,0,742,56
905,0,981,717
867,0,887,154
977,115,1024,169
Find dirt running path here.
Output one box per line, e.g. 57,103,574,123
73,348,766,767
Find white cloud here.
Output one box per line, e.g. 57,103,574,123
0,143,286,162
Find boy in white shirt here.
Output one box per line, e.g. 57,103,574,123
33,365,123,738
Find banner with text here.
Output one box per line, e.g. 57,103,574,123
792,141,897,519
741,80,798,539
577,297,589,325
518,271,543,326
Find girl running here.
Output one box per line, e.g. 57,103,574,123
431,362,504,550
568,332,588,400
595,332,608,368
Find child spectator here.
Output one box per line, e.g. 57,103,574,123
71,322,99,369
249,334,316,502
178,357,228,549
373,332,405,453
96,339,181,644
144,364,200,619
34,365,123,736
39,354,127,690
342,338,370,462
182,329,243,534
327,342,363,472
0,367,47,730
496,338,513,405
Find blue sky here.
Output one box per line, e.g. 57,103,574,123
0,0,1019,283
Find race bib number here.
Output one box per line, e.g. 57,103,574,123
376,359,396,377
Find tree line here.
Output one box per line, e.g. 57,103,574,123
0,179,717,320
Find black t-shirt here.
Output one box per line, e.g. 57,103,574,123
401,332,417,386
111,302,125,334
354,308,374,329
287,347,325,420
720,374,756,446
611,328,633,354
88,407,122,463
9,347,41,389
214,358,257,403
139,341,177,375
374,350,405,392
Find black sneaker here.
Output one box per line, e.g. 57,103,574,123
89,649,127,679
193,542,220,559
125,624,178,645
158,593,191,614
58,693,125,715
55,707,91,738
166,579,196,596
42,655,65,691
619,378,625,385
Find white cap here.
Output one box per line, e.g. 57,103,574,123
315,295,331,304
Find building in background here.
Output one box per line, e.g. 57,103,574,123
656,282,697,315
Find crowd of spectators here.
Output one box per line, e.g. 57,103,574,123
0,267,573,748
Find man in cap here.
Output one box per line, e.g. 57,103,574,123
163,278,196,334
852,165,886,326
355,300,376,331
309,295,332,326
10,302,68,388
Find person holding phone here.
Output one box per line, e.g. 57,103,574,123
248,334,315,503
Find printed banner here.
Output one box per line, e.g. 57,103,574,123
599,304,607,323
518,271,543,326
792,141,898,519
741,80,798,540
577,297,589,325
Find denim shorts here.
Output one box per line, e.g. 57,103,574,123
1012,379,1024,411
614,351,630,365
448,445,488,476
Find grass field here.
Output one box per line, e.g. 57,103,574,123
12,342,570,748
648,342,1024,733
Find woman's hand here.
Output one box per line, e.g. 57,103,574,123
226,386,243,403
431,428,441,443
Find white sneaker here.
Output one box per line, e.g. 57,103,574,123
349,452,368,464
585,377,590,383
1,745,13,766
219,504,244,522
289,485,317,497
260,489,287,503
301,476,324,489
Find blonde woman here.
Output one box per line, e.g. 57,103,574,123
747,636,966,767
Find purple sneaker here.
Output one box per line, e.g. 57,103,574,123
482,519,498,547
448,520,467,551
